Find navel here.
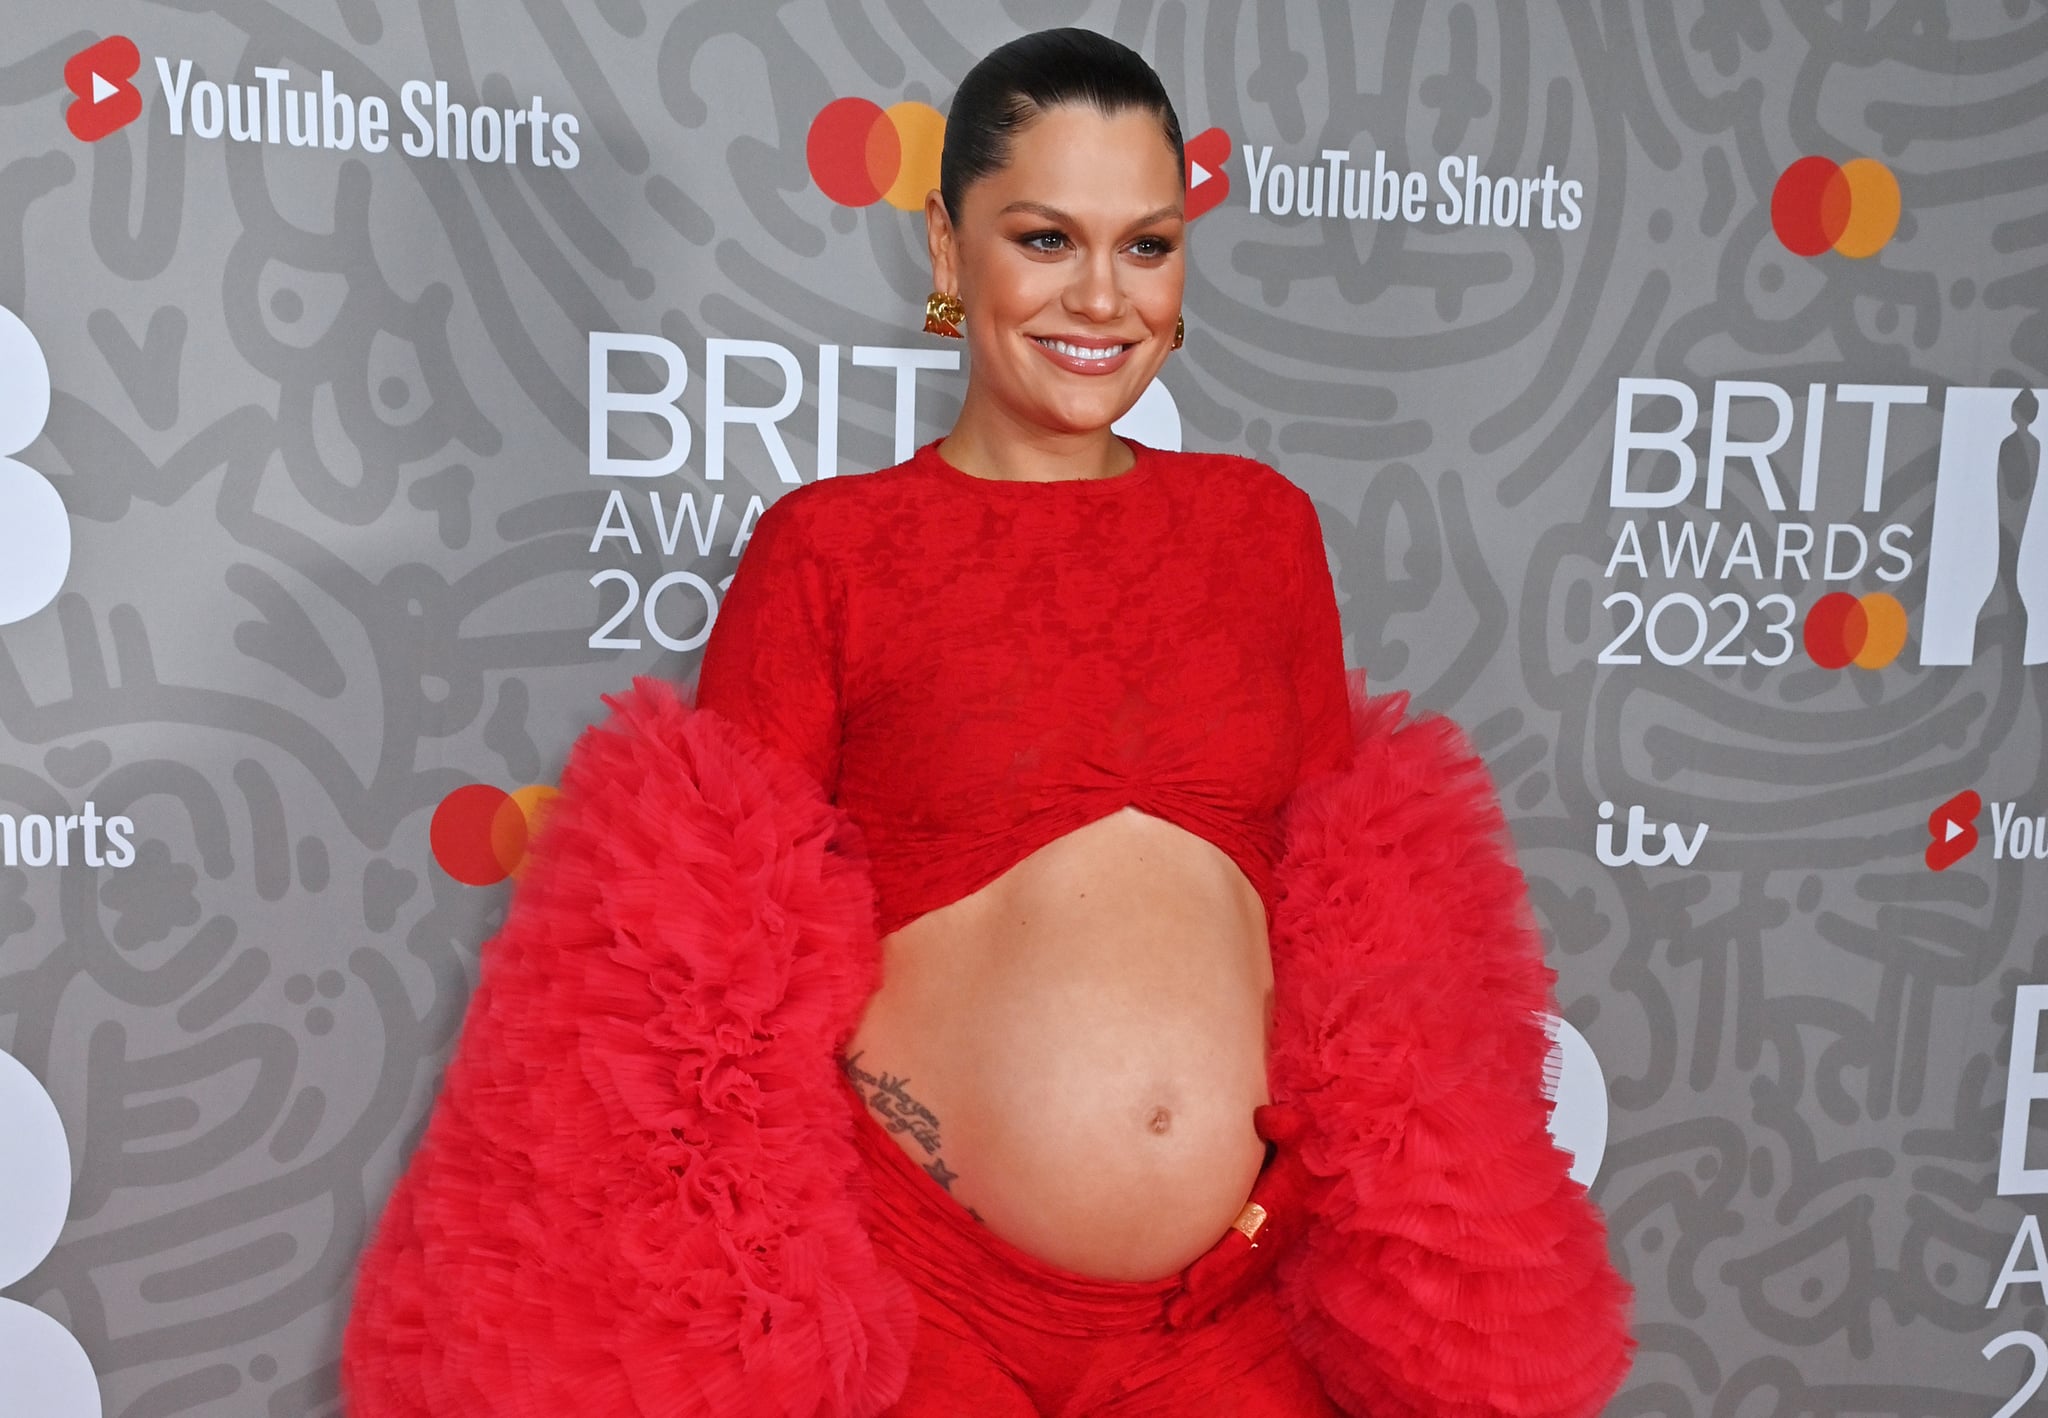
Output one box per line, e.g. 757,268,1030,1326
1146,1105,1173,1135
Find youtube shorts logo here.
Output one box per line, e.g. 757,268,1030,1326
1184,126,1231,222
1925,789,1981,871
65,36,143,142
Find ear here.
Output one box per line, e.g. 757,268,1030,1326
924,190,957,294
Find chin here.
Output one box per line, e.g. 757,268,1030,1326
1026,387,1148,435
1034,405,1130,437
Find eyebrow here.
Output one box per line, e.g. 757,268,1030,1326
996,200,1185,228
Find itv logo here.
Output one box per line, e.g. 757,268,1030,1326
1595,801,1708,869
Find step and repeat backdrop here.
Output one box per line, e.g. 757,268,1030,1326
1,3,2044,1415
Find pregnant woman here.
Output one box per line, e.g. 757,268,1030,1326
342,27,1633,1418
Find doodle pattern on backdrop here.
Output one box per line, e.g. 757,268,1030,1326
0,3,2044,1414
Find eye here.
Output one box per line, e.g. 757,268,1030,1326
1129,235,1177,258
1019,230,1068,253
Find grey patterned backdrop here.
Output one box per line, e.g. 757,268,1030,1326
1,3,2044,1415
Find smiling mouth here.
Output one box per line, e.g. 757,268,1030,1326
1032,336,1134,359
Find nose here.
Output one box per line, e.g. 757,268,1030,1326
1063,248,1123,324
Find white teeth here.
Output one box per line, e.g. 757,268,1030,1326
1038,338,1128,360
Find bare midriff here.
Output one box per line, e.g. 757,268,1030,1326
837,805,1273,1282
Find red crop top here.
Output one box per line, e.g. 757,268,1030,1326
693,437,1354,939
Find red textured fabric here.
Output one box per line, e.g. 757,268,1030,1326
341,679,916,1418
339,676,1637,1418
840,1078,1338,1417
694,438,1353,938
1264,689,1638,1418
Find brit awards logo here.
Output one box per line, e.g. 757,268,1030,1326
0,305,69,626
0,1050,99,1415
1920,387,2048,666
1543,1016,1608,1187
1600,379,2048,672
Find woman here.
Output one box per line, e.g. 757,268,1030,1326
341,28,1633,1418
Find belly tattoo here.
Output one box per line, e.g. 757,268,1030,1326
840,1051,984,1222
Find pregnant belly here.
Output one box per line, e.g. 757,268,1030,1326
839,807,1275,1282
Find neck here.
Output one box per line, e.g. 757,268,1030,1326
939,397,1134,483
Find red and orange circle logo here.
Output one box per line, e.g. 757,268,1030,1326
1803,591,1907,669
806,98,946,210
1770,156,1899,258
430,783,559,886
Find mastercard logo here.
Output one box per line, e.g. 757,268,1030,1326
1770,156,1900,258
1803,590,1907,669
807,98,946,210
430,782,559,886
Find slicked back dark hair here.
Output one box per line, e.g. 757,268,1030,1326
939,27,1185,221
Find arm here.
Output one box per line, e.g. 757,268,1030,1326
342,634,909,1409
1267,688,1635,1418
696,491,845,796
1287,484,1357,787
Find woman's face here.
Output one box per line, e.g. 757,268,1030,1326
927,104,1186,439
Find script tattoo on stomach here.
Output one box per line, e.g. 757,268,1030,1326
840,1050,983,1221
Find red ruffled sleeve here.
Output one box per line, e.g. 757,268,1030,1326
1267,686,1636,1417
339,679,913,1418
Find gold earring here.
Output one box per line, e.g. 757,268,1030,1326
1172,314,1185,350
924,291,965,338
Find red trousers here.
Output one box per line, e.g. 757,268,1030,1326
842,1083,1339,1418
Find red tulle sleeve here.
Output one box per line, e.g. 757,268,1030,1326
1266,685,1636,1418
340,678,913,1418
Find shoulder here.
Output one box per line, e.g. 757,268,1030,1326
775,447,936,514
1149,446,1315,521
752,466,894,542
746,464,932,583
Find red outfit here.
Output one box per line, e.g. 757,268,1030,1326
695,438,1352,938
841,1078,1336,1417
340,442,1635,1418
